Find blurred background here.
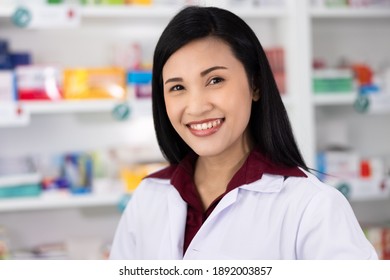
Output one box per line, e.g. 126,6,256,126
0,0,390,259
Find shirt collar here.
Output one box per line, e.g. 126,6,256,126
147,147,307,201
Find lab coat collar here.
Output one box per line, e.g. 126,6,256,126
239,174,286,193
147,173,285,193
207,174,286,224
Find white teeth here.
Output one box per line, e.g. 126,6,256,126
190,119,222,130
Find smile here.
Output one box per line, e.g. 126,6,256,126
186,118,224,137
188,119,223,131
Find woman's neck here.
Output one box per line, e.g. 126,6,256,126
194,138,253,210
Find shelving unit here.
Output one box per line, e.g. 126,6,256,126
309,2,390,228
0,4,288,19
310,7,390,18
0,191,122,213
0,2,304,257
1,0,389,258
313,94,356,106
21,100,125,114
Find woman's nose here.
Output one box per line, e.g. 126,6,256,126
186,90,213,116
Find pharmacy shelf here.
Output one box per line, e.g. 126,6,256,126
0,100,121,127
313,93,357,106
20,100,125,114
0,191,123,213
310,7,390,18
0,4,287,20
82,6,288,18
80,5,180,18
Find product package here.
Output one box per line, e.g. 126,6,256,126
313,68,355,94
15,65,63,100
127,70,152,117
0,156,42,199
63,68,126,100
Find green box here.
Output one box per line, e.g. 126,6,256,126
0,184,42,199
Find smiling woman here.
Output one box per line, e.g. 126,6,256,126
109,6,378,260
162,37,255,161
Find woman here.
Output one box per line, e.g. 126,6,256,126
110,6,377,260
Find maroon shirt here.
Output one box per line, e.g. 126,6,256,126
147,148,307,254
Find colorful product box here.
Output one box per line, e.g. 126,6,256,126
127,70,152,117
0,39,12,70
63,68,126,100
127,70,152,99
80,0,125,4
318,151,390,200
80,0,153,4
63,153,93,194
0,156,42,199
15,66,63,100
35,152,93,194
313,69,355,94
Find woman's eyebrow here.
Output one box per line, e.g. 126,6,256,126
200,66,228,77
164,66,227,84
165,77,183,84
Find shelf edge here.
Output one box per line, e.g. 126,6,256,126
310,7,390,18
0,192,123,213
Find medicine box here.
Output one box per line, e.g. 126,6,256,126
15,66,63,100
313,69,355,94
63,68,126,100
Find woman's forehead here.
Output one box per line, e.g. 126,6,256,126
162,37,238,76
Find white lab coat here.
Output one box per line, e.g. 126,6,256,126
110,170,378,260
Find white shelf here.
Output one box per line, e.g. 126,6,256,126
0,5,287,19
310,7,390,18
20,100,124,114
216,7,287,18
0,100,122,127
80,5,180,18
0,192,123,213
314,93,356,106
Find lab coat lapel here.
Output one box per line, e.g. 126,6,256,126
184,189,239,259
164,188,187,259
205,189,239,224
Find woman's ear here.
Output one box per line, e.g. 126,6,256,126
252,88,260,102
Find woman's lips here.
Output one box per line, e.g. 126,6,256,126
186,118,224,137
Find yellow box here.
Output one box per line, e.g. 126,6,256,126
120,163,166,193
63,68,126,100
128,0,152,5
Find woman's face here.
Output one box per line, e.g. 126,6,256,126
162,37,258,158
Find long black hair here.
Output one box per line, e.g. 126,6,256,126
152,6,307,170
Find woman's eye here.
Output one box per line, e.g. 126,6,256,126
208,77,224,85
170,84,184,92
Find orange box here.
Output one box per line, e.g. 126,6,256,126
63,68,126,100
